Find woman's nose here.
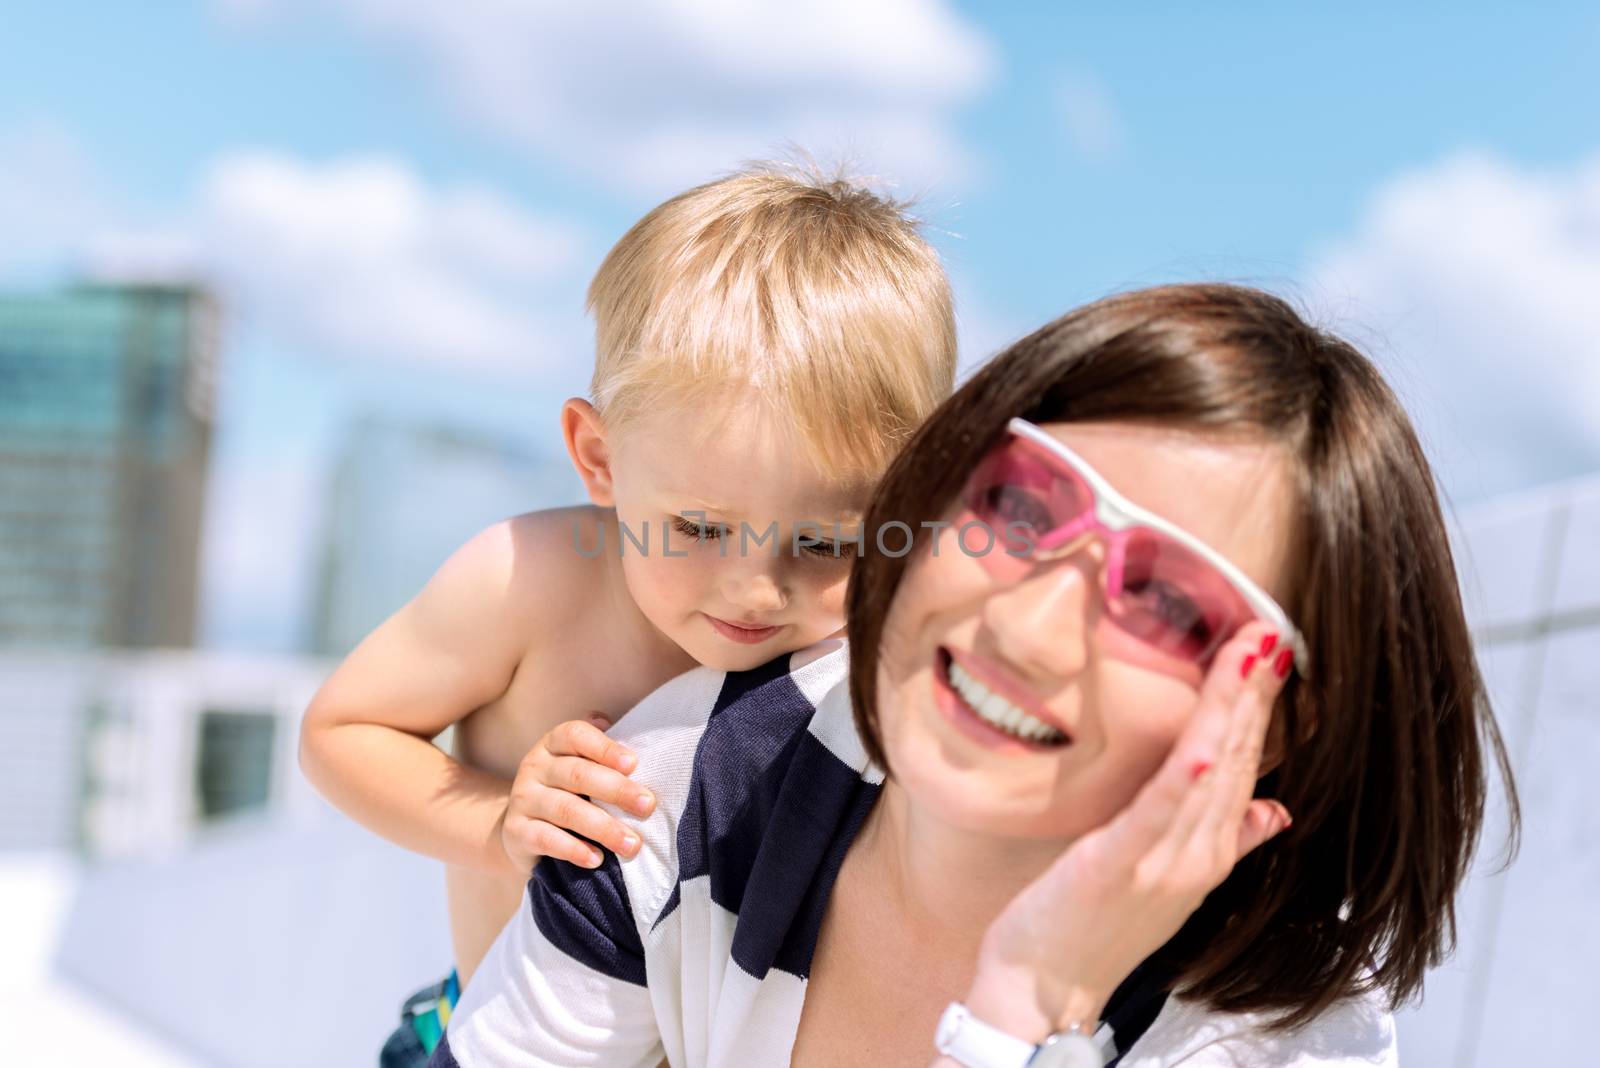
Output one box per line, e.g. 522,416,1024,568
980,553,1099,681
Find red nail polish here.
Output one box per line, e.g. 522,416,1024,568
1273,648,1293,679
1259,633,1278,657
1190,759,1213,780
1240,654,1257,679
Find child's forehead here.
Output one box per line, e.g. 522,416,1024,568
619,398,874,518
649,454,872,521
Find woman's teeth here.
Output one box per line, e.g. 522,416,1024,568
946,658,1067,745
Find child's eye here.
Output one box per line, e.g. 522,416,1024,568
797,536,856,560
673,516,725,540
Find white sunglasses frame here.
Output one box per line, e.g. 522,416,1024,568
997,418,1310,675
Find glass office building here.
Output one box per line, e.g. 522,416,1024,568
309,416,581,656
0,284,218,648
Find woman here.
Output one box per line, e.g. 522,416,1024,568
429,284,1517,1067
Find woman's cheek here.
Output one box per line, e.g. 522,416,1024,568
1097,667,1199,788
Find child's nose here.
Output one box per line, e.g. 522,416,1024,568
721,568,788,614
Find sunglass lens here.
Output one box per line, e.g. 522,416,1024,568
1109,530,1256,665
963,438,1093,550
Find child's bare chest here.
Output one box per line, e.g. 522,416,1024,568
454,606,694,780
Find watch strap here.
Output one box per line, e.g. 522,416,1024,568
935,1002,1042,1068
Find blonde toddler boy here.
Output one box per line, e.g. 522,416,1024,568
298,163,955,1056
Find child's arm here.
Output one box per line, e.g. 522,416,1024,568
298,515,643,876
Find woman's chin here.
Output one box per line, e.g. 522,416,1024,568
890,736,1093,840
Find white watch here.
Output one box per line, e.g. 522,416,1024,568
935,1002,1103,1068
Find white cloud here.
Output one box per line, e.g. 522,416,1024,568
1307,151,1600,503
222,0,995,197
1056,71,1125,162
84,153,590,374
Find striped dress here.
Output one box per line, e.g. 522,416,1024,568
431,640,1396,1067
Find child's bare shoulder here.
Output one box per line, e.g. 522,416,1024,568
420,506,613,646
464,503,613,607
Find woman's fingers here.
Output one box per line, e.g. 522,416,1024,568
1191,634,1290,857
1235,799,1292,857
1110,625,1274,853
1104,623,1289,890
1182,623,1282,767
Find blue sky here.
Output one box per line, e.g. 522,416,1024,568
4,2,1599,649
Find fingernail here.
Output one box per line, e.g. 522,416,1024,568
1273,648,1293,679
1239,654,1257,680
621,832,639,852
620,753,638,773
1190,758,1213,780
1259,633,1278,657
631,792,654,815
586,849,603,868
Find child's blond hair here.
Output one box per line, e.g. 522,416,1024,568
586,161,956,482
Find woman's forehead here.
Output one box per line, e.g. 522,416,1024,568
1039,421,1297,602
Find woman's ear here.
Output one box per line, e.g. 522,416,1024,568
1260,713,1287,777
1259,698,1315,778
561,398,615,507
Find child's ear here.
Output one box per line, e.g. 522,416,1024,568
561,398,615,507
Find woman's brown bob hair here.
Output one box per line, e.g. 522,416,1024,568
846,283,1518,1028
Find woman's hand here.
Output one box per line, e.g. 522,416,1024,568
962,623,1294,1043
498,715,657,872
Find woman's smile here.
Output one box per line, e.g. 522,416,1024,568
935,646,1072,751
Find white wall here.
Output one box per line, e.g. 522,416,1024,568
1397,472,1600,1064
53,810,452,1068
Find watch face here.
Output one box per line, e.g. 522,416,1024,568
1030,1032,1102,1068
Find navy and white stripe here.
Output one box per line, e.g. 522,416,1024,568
429,640,1390,1067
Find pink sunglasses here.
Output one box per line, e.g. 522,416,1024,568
960,419,1309,675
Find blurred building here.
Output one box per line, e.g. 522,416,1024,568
0,283,219,649
0,648,331,855
75,649,334,859
0,650,95,850
309,416,582,656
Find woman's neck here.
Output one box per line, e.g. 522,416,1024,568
854,779,1073,957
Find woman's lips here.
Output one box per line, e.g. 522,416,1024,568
932,647,1071,754
945,647,1073,740
704,614,782,644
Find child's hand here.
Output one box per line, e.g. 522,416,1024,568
499,715,657,872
